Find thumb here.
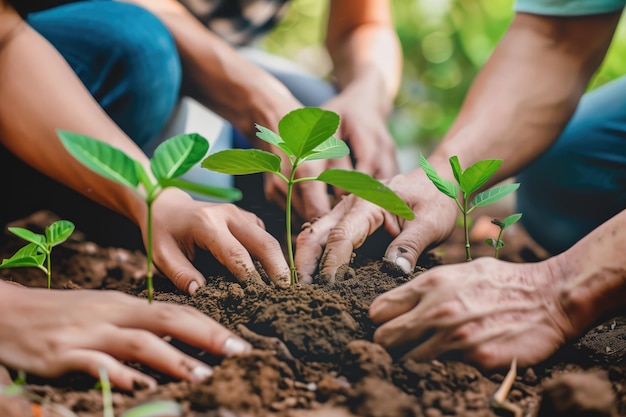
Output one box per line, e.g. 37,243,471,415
384,222,434,274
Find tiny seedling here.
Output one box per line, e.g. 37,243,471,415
419,154,519,261
98,366,183,417
58,131,242,302
202,107,415,285
0,219,75,289
485,213,522,259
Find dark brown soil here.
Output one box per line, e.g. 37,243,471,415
1,210,625,417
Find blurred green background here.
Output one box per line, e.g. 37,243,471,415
262,0,626,154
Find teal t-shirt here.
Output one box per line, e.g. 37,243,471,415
515,0,625,15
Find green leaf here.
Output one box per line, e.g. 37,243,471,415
0,243,45,269
419,154,459,199
151,133,209,181
449,156,463,185
317,169,415,220
202,149,281,175
120,400,183,417
8,227,45,247
502,213,523,229
461,159,502,196
58,130,140,189
485,238,504,249
46,220,75,247
302,136,349,161
255,125,294,157
162,178,242,201
469,183,520,210
278,108,340,158
255,124,284,147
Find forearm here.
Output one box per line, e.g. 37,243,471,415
0,6,147,225
429,12,620,182
121,0,299,137
550,208,626,335
326,0,401,116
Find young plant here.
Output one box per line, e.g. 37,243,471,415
0,219,75,289
58,131,242,302
419,154,519,261
98,366,183,417
485,213,522,259
202,107,415,285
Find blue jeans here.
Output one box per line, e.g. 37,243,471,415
516,76,626,254
27,0,182,147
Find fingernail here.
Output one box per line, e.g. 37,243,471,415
191,365,213,382
222,337,252,356
189,281,199,295
395,257,412,274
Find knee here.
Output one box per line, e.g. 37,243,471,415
29,2,182,145
92,4,182,145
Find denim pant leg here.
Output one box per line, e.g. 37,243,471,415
27,0,182,147
516,76,626,255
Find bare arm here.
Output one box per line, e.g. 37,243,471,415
429,11,620,179
325,0,401,115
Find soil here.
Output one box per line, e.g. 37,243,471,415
1,207,625,417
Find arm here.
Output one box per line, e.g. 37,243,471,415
0,2,289,291
322,0,402,179
369,207,626,369
429,11,620,180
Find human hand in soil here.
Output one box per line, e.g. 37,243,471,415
295,169,458,283
370,209,626,368
0,281,252,390
369,257,573,368
149,188,290,292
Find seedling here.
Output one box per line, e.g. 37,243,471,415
98,366,183,417
202,107,415,285
58,131,242,302
485,213,522,259
0,219,75,289
419,154,519,261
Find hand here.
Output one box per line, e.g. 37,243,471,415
323,88,400,184
149,188,290,293
369,257,578,369
0,282,252,390
295,170,458,283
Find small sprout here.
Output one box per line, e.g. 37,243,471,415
98,367,114,417
203,107,415,285
490,358,522,417
58,131,241,302
420,154,520,261
98,367,182,417
0,220,75,289
485,213,522,259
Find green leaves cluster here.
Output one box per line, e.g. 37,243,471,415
203,107,415,284
0,220,75,289
58,131,241,302
419,154,519,261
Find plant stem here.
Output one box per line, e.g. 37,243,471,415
286,163,299,286
146,202,154,303
462,196,472,261
98,367,115,417
494,227,504,259
46,248,51,289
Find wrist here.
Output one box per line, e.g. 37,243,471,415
551,251,626,338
